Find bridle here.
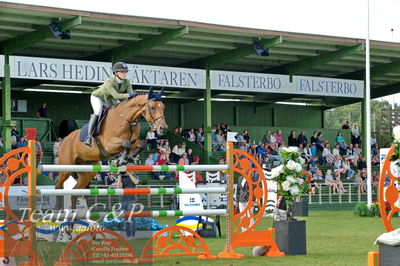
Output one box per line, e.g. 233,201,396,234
145,100,165,131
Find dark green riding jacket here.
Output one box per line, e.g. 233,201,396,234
92,77,133,105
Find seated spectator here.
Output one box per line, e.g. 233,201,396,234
155,153,168,180
322,143,335,165
260,156,271,170
270,132,278,151
351,123,362,145
159,140,171,154
372,151,379,166
297,131,308,146
275,130,283,146
316,132,325,151
303,143,312,163
310,170,321,193
216,130,225,147
346,144,358,166
236,133,249,152
371,133,378,153
166,152,176,166
357,156,367,174
257,143,267,158
299,143,306,160
335,131,348,151
310,143,317,158
53,137,62,164
332,144,340,157
333,154,346,180
310,131,318,145
106,172,117,187
145,154,154,165
217,122,228,134
355,172,367,194
11,126,20,149
178,153,190,165
342,157,355,180
353,143,362,159
308,156,320,175
195,128,204,146
36,139,43,164
145,128,157,150
187,128,196,142
242,129,250,144
187,149,194,164
372,171,379,186
262,130,272,144
16,136,27,148
288,131,297,147
172,142,186,163
342,120,350,129
325,170,339,194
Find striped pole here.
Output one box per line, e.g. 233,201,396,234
41,209,227,220
38,164,229,173
37,187,226,196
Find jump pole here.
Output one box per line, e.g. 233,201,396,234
37,187,226,196
38,164,228,172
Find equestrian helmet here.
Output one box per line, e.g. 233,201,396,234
112,62,129,73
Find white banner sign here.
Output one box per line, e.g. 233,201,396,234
0,185,56,210
0,55,363,98
0,55,205,89
211,70,364,98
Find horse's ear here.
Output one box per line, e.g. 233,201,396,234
147,87,154,100
154,87,165,101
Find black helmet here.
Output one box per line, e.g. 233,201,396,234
112,62,129,73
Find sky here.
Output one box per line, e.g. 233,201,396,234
4,0,400,104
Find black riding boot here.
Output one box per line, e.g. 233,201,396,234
84,114,99,147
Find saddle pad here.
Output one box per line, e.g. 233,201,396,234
78,108,110,143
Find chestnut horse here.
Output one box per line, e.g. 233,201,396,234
56,88,168,190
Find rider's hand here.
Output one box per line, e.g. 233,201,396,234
128,92,137,99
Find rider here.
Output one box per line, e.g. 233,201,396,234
84,61,137,147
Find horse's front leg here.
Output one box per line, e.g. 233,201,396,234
126,139,146,164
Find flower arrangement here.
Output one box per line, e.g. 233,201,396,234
271,146,310,220
389,126,400,164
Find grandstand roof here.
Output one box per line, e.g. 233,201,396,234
1,1,400,107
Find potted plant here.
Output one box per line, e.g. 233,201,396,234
270,146,310,255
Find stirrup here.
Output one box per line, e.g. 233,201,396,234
84,136,93,147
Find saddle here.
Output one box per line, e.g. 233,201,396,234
79,106,111,143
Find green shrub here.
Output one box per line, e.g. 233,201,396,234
354,202,380,217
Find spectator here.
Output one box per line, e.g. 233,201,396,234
346,144,358,166
325,169,339,194
216,130,225,147
16,136,27,148
53,137,62,164
116,171,139,239
260,156,271,170
310,143,317,158
195,128,204,146
332,144,340,157
287,131,297,147
36,101,47,119
36,139,43,164
187,149,194,164
322,143,335,165
257,143,267,159
333,154,346,182
371,134,378,153
303,143,312,163
155,153,168,180
236,133,249,152
187,128,196,142
262,130,272,144
242,130,250,144
353,143,362,159
310,131,318,145
351,123,361,145
145,128,157,150
316,132,325,151
308,156,320,176
335,131,348,151
172,142,185,163
357,156,367,174
342,157,355,180
372,152,380,166
159,140,171,154
372,171,379,186
356,171,367,194
106,172,117,187
342,121,350,129
270,132,278,151
145,154,154,166
297,131,308,146
275,130,283,146
178,153,190,165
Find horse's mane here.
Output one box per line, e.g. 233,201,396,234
111,93,148,109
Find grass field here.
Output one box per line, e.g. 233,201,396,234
28,210,400,266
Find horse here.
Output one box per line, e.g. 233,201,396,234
55,87,168,190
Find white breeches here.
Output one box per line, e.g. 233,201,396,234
90,95,104,116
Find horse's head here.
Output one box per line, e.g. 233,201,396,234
143,87,168,135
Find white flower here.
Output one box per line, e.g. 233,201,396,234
295,164,303,173
290,186,300,195
286,175,297,184
287,160,300,171
297,178,304,185
299,157,305,165
282,181,291,191
271,165,284,178
281,147,290,153
288,146,299,153
394,126,400,142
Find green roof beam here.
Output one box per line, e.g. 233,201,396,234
371,83,400,99
337,60,400,80
188,36,282,69
266,44,364,75
87,26,189,63
1,16,82,54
